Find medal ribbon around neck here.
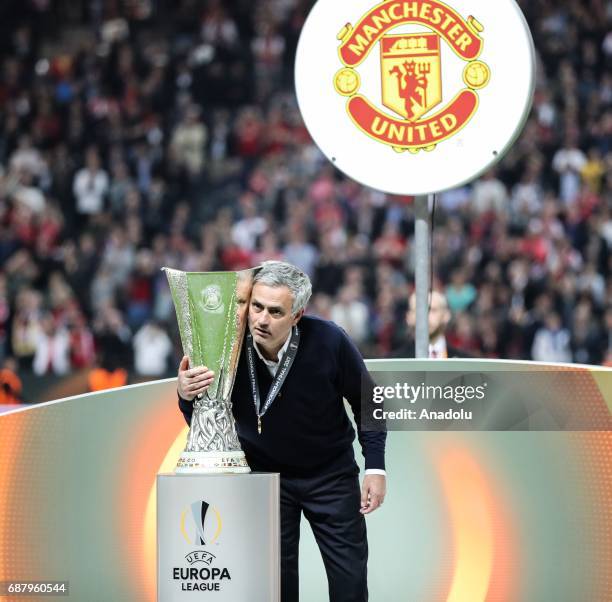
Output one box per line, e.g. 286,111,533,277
246,325,300,434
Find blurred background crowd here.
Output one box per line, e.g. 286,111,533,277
0,0,610,403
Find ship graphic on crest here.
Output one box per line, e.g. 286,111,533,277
333,0,491,153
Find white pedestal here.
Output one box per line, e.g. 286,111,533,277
157,473,280,602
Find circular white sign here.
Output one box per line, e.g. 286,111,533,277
295,0,535,195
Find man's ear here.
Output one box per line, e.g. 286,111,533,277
292,309,305,326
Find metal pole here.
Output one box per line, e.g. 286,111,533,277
414,194,431,359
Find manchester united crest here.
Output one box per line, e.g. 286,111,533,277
296,0,535,194
333,0,491,153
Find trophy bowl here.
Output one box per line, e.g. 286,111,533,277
163,267,258,474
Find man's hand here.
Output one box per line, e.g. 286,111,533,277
360,474,386,514
177,356,215,401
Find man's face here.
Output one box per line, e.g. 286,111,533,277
406,292,450,340
248,283,302,353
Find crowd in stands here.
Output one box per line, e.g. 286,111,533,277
0,0,610,401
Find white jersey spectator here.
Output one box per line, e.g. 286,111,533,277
531,313,572,363
169,105,207,178
133,321,173,376
72,147,109,215
552,143,587,205
472,172,508,214
330,285,370,344
33,315,70,376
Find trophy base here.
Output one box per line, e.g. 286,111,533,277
175,450,251,474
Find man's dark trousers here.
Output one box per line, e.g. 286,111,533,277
278,460,368,602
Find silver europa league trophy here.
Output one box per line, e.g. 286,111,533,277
158,267,280,602
163,267,258,473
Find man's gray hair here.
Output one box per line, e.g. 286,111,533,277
253,261,312,315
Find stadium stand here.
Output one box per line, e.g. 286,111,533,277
0,0,610,401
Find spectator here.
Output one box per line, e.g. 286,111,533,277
169,105,207,180
11,289,44,371
446,312,481,356
253,231,284,265
9,134,49,183
133,320,173,377
330,284,369,344
397,291,473,358
231,193,268,252
570,300,604,365
472,170,508,215
0,0,608,403
93,305,133,374
581,147,606,194
445,269,477,313
531,313,572,363
33,314,70,376
552,135,587,205
68,313,95,371
126,249,156,330
282,225,318,277
72,146,109,217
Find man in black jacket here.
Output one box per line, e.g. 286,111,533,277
394,290,474,358
177,261,386,602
